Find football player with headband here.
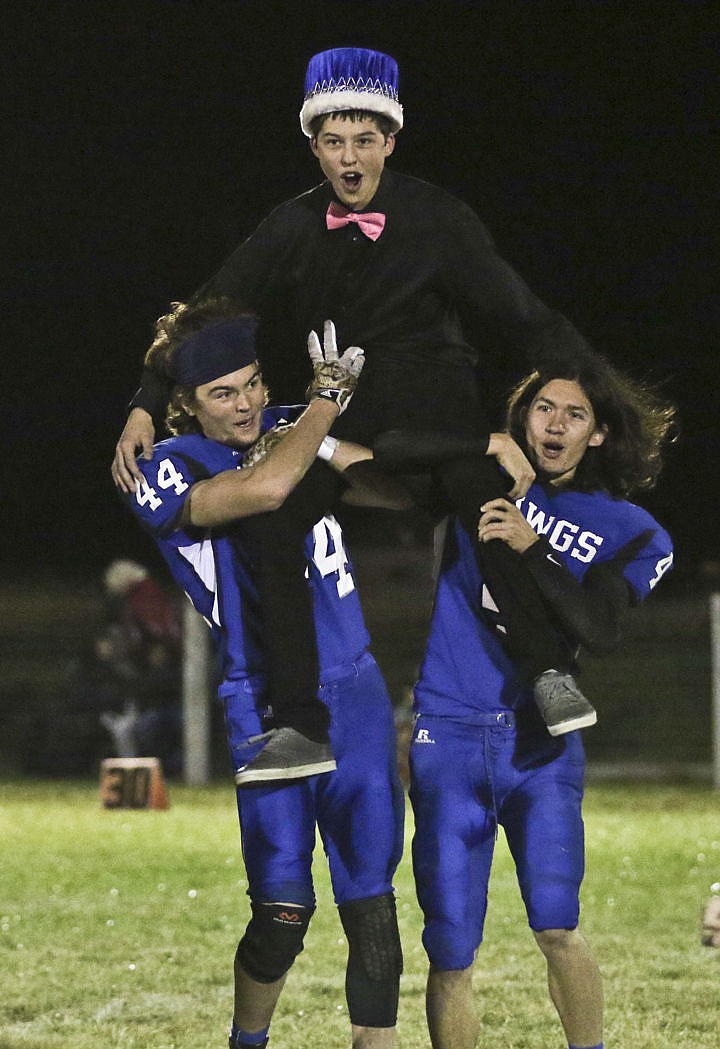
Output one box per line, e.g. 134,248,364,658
122,299,407,1049
409,350,675,1049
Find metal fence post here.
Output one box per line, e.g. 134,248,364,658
182,601,212,785
711,594,720,791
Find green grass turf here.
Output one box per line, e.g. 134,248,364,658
1,780,719,1048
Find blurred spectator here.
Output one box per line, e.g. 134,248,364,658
98,560,183,774
102,559,182,652
25,561,183,776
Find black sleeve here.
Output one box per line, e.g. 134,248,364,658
448,201,595,375
128,364,172,420
522,535,639,656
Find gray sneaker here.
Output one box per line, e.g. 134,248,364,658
234,727,336,785
533,670,597,736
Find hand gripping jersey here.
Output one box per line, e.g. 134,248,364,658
125,405,370,687
415,481,673,719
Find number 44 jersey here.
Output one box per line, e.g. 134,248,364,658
123,405,371,686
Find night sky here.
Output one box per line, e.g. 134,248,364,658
6,2,717,584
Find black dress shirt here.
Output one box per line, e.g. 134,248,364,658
132,168,591,439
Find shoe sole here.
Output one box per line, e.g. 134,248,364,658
546,711,598,736
234,759,337,785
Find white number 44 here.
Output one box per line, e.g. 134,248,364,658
135,458,189,512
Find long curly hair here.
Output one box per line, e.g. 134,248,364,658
144,297,266,436
506,352,677,498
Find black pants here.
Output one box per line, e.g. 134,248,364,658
235,461,343,741
246,357,574,740
436,454,575,679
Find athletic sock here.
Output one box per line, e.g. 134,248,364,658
229,1022,270,1048
568,1043,603,1049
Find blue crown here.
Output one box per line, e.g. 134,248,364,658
300,47,403,136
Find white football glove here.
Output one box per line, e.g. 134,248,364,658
306,319,364,415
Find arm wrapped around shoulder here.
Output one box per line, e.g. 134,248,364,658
523,537,633,655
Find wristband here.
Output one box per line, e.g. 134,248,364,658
317,436,339,462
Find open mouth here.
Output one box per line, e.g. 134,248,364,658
234,416,257,433
541,441,564,459
341,172,362,190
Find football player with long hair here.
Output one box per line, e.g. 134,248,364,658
410,351,675,1049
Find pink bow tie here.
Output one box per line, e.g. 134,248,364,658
326,201,386,242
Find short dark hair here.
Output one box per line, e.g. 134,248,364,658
506,353,677,497
309,108,394,140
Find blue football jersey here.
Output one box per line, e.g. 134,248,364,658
125,406,370,685
415,482,673,718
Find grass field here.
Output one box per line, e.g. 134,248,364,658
1,779,719,1049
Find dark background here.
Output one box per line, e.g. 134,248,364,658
5,1,717,587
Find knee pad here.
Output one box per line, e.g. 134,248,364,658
338,893,403,1028
236,901,313,984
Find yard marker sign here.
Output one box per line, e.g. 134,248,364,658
100,757,169,810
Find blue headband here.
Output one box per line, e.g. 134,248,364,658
172,318,259,386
